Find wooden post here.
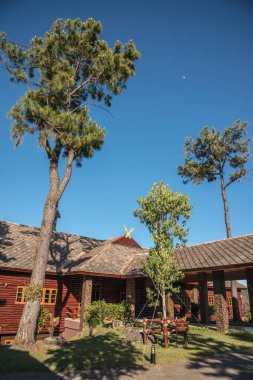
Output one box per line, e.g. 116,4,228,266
191,286,199,304
246,268,253,322
163,321,168,348
165,295,174,319
79,275,93,331
213,270,229,333
143,318,147,344
198,272,209,324
126,278,136,319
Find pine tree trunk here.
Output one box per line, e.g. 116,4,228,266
220,175,232,239
14,151,74,346
220,175,240,322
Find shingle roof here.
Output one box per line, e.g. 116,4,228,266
0,221,103,273
176,235,253,271
0,221,253,277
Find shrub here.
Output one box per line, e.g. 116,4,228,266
85,300,130,334
37,307,50,332
85,300,107,335
106,303,126,328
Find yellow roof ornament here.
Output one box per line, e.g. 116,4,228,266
123,225,134,239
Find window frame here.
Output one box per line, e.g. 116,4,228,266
15,286,27,304
41,288,57,305
15,286,57,305
226,297,232,306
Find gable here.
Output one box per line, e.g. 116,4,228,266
112,236,142,249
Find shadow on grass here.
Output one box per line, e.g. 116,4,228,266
186,331,253,379
44,331,146,379
0,346,61,378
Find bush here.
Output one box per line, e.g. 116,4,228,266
85,300,130,334
37,307,50,332
106,303,126,327
85,300,107,335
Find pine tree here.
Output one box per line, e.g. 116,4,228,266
0,18,140,345
134,182,192,318
178,120,251,321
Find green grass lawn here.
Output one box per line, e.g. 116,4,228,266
0,326,253,374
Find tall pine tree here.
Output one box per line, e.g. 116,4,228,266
0,18,140,345
178,120,251,321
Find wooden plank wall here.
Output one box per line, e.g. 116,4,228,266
0,270,82,336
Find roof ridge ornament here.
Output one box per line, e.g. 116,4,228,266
123,225,134,239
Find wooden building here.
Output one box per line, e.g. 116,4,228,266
0,221,252,343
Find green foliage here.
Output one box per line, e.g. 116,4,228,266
134,182,192,317
241,290,252,322
143,242,183,301
85,300,107,335
189,325,209,331
37,308,50,332
0,18,140,166
25,282,43,301
106,303,127,327
134,182,192,246
85,301,130,334
178,120,251,188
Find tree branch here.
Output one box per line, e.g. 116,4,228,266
69,75,96,96
57,150,75,199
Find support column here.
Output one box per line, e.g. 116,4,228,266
213,270,229,333
198,272,209,324
231,281,241,321
246,268,253,322
165,295,174,319
79,275,93,331
191,286,199,304
126,278,136,319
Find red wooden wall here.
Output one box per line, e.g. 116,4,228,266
0,270,82,336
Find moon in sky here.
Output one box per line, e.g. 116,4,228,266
181,75,187,79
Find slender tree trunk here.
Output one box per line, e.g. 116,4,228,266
220,175,232,239
220,174,240,322
162,290,167,319
14,151,74,346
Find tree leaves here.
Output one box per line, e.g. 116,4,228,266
134,182,192,310
178,120,251,188
1,18,140,166
134,182,192,247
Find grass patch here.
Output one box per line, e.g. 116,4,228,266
0,326,253,373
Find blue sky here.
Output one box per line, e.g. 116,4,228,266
0,0,253,248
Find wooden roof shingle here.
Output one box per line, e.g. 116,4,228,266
0,221,253,276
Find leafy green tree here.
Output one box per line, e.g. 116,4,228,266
0,18,140,345
134,182,192,318
178,120,251,321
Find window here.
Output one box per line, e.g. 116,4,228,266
42,288,57,305
92,285,101,302
15,287,27,304
226,297,232,306
15,286,57,305
208,296,214,305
